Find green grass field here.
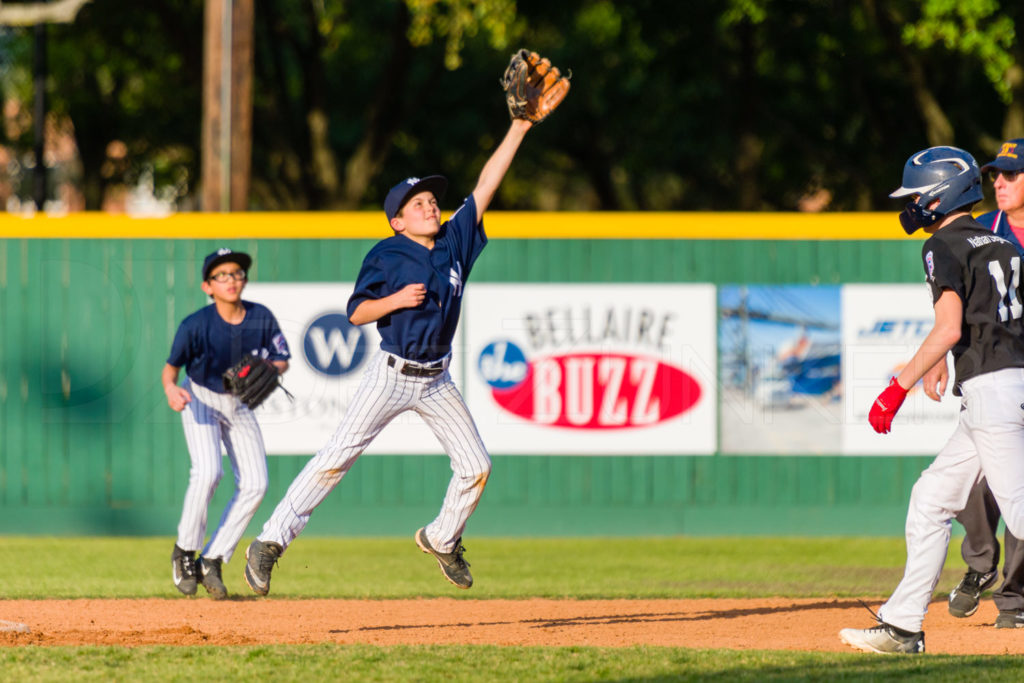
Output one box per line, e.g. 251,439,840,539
3,536,1024,681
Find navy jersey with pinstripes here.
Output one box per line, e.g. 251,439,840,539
168,301,290,393
347,195,485,362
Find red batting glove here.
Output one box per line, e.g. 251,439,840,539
869,377,908,434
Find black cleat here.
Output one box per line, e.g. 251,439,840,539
996,609,1024,629
948,569,997,618
171,544,198,596
244,539,283,596
198,556,228,600
415,527,473,589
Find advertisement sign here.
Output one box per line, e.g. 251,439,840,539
841,283,959,454
463,284,717,454
242,283,462,455
719,285,842,454
240,281,956,457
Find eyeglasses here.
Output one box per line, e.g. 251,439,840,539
208,269,247,283
988,169,1023,183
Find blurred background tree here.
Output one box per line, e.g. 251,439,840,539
0,0,1019,212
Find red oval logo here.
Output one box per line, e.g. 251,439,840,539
490,353,702,429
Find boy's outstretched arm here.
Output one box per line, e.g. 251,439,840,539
472,119,533,222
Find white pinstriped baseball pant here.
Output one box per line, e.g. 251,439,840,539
258,349,491,554
879,368,1024,633
177,379,268,562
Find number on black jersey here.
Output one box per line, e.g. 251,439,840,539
988,257,1023,322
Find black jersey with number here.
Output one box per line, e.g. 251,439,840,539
922,215,1024,394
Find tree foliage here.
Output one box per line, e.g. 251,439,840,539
0,0,1022,212
405,0,518,68
903,0,1015,102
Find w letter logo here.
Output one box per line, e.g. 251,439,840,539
302,313,367,376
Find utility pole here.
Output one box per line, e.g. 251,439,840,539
201,0,253,211
32,19,47,210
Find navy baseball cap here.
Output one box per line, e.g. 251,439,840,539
202,247,252,280
383,175,448,223
981,138,1024,173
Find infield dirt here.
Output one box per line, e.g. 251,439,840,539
0,597,1022,654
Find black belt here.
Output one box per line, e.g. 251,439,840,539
387,355,445,377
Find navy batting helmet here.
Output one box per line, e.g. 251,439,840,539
890,146,982,234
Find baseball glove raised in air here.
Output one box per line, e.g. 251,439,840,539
223,356,288,410
501,49,570,124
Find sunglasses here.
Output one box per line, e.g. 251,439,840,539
988,169,1024,182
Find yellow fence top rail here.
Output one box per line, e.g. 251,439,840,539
0,211,915,240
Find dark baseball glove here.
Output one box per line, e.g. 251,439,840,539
223,356,288,410
501,49,570,124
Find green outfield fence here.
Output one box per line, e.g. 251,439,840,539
0,212,937,536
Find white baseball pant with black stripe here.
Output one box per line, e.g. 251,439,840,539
879,368,1024,633
258,349,491,553
177,379,269,562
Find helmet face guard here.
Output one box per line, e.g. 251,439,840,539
899,201,940,234
891,147,983,234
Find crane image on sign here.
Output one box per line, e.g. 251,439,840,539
719,285,841,454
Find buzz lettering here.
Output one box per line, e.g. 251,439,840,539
533,356,661,427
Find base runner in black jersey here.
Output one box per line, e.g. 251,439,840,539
839,146,1024,654
942,139,1024,629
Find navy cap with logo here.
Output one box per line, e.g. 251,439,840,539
981,139,1024,174
383,175,448,224
202,247,252,280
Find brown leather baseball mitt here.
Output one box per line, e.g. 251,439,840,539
501,49,571,124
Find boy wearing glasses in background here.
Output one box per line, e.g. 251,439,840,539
932,140,1024,629
161,248,290,600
